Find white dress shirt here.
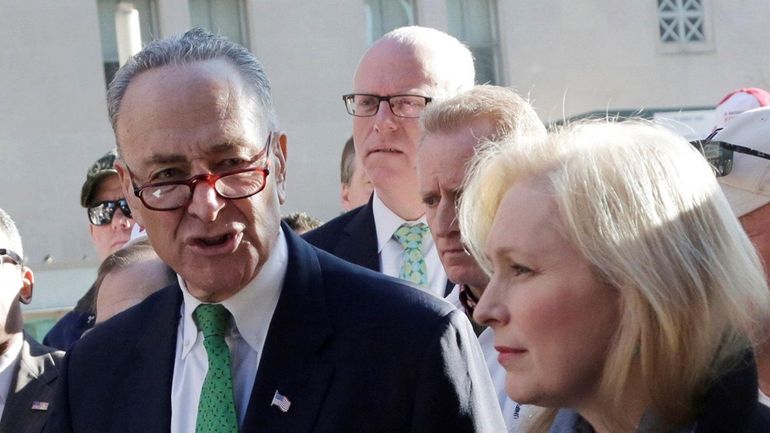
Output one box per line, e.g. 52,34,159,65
760,388,770,407
170,230,288,433
372,192,448,298
0,333,22,420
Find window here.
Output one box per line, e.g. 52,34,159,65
189,0,248,46
365,0,416,45
657,0,713,53
446,0,501,85
97,0,158,86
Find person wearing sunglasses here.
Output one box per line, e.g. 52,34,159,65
705,106,770,408
0,208,64,433
43,149,135,350
81,148,135,260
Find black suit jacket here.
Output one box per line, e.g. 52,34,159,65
304,199,453,295
2,335,63,433
303,199,379,272
45,227,505,433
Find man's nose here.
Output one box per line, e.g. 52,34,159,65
433,199,459,237
186,180,226,222
112,208,133,230
373,100,398,131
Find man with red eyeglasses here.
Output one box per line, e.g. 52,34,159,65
43,29,503,433
43,150,135,350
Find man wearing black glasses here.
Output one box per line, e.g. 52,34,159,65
43,149,135,350
0,208,64,433
305,26,474,299
44,29,504,433
705,106,770,408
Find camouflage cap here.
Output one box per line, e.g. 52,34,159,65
80,149,119,208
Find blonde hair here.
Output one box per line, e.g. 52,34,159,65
421,84,546,144
459,119,770,432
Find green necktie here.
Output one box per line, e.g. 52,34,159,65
393,222,430,287
194,304,239,433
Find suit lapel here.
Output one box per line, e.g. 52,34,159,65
242,227,334,433
0,336,59,433
339,198,380,271
123,286,181,433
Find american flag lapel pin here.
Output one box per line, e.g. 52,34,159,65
31,401,49,411
270,390,291,413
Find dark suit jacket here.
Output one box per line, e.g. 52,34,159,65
304,199,453,295
1,334,63,433
303,199,379,272
44,227,505,433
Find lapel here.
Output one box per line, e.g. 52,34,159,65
0,335,59,433
242,226,334,433
339,198,380,271
122,286,181,433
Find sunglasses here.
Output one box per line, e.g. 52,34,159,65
87,198,133,226
0,248,22,266
691,129,770,177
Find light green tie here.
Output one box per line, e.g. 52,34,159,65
393,222,430,287
194,304,239,433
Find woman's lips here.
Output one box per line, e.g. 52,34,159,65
496,346,527,365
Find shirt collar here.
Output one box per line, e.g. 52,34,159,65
179,228,288,358
0,334,22,404
372,191,427,253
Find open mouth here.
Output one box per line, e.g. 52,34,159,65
194,233,233,247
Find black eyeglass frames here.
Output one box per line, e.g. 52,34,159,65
0,248,23,266
691,128,770,177
342,94,432,118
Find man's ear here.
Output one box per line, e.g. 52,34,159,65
19,266,33,305
115,160,144,227
341,184,351,210
273,132,288,205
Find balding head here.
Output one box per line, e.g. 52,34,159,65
351,26,474,219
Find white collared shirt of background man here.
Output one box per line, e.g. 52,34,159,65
0,334,22,420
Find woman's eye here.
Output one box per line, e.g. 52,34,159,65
511,264,532,276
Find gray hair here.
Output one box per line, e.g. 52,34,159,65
107,28,278,142
0,208,23,258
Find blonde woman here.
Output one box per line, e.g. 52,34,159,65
459,120,770,433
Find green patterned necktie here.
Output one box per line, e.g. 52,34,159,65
194,304,239,433
393,222,430,287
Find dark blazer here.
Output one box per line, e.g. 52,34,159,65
303,199,379,272
1,335,63,433
44,227,505,433
304,199,454,295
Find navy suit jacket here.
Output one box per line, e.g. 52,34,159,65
303,199,380,272
304,198,454,295
44,226,504,433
